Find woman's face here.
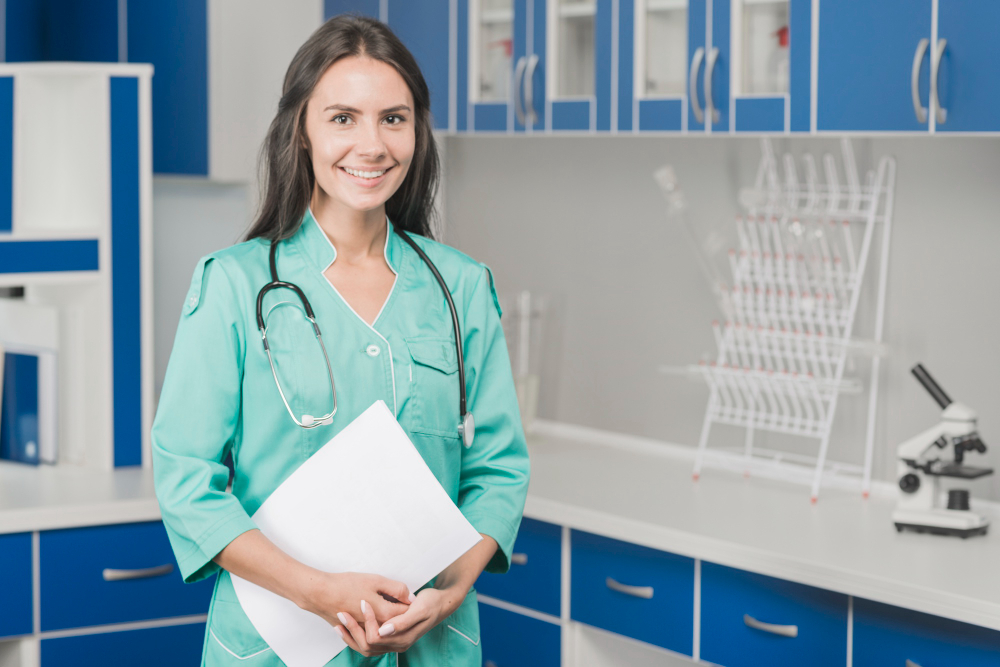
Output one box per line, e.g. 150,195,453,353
303,55,416,220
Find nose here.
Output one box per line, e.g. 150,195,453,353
355,117,387,160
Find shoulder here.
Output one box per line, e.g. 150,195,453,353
400,231,502,318
183,239,270,316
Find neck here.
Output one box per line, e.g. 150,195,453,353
310,196,387,263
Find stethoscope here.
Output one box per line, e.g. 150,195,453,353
255,230,475,448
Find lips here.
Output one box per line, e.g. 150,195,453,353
338,165,394,188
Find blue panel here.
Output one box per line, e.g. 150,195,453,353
595,0,612,131
512,0,528,132
688,0,707,131
474,102,508,132
710,0,730,132
817,0,931,131
45,0,118,61
1,353,40,465
0,78,11,232
325,0,379,19
0,533,32,639
529,0,546,131
479,603,561,667
617,0,634,132
700,562,848,667
638,99,683,131
127,0,208,175
853,598,1000,667
937,1,1000,132
734,97,786,132
40,522,215,631
42,622,206,667
0,239,99,273
789,0,811,132
5,0,45,61
571,530,694,655
551,99,590,131
110,77,142,468
388,0,451,131
457,0,468,131
476,518,561,616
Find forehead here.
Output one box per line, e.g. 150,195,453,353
309,55,413,108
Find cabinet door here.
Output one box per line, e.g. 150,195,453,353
41,622,205,667
475,517,561,616
479,602,561,667
547,0,613,132
935,0,1000,132
817,0,932,131
0,532,32,639
386,1,453,132
706,0,730,132
731,0,811,133
624,0,693,132
853,598,1000,667
462,0,517,131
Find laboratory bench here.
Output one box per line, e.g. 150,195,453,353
2,425,1000,666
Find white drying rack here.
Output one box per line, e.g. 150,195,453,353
688,139,896,501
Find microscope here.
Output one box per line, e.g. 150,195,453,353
892,364,993,538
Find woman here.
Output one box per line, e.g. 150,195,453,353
152,14,530,666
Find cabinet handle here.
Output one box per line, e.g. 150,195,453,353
705,47,720,124
743,614,798,638
905,661,922,667
102,564,174,581
605,577,654,599
931,38,947,124
511,552,528,566
911,38,929,123
524,54,540,127
513,56,528,127
689,47,705,124
485,661,499,667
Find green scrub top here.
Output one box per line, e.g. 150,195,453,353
151,212,531,666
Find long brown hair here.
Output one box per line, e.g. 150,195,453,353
245,14,439,242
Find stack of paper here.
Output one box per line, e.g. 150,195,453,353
231,400,482,667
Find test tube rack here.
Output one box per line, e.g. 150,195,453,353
691,139,896,501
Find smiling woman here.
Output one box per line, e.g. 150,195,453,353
151,14,530,667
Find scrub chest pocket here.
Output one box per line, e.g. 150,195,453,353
406,336,464,440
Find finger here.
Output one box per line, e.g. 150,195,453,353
333,625,360,653
377,577,413,605
337,611,369,654
361,600,380,646
380,598,430,636
372,598,410,624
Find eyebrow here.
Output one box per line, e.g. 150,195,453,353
323,104,412,114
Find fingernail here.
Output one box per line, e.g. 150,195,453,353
360,600,368,614
337,612,348,625
408,592,417,603
334,626,345,639
378,623,395,637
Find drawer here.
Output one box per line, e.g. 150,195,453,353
41,621,205,667
700,562,848,667
476,517,561,616
853,598,1000,667
480,601,561,667
0,532,32,639
570,530,694,655
40,521,214,631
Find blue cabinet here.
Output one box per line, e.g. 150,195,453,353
40,521,214,632
570,530,694,655
476,517,561,616
817,0,932,132
935,0,1000,132
546,0,615,132
0,532,32,639
853,598,1000,667
479,602,561,667
700,562,848,667
41,621,206,667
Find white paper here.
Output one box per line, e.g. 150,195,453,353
231,400,482,667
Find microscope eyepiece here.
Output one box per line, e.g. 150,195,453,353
911,363,953,410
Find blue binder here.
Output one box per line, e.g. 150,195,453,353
0,352,40,465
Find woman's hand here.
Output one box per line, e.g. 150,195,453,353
301,571,413,626
334,588,452,656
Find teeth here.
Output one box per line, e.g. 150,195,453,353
344,167,386,179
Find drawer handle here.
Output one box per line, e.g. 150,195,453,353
905,661,922,667
486,661,498,667
102,564,174,581
605,577,654,599
511,553,528,566
743,614,798,638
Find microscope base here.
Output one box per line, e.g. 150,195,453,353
892,507,989,538
894,522,988,538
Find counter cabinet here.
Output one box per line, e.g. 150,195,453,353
475,518,1000,666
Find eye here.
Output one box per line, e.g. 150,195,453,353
332,114,352,125
383,114,406,126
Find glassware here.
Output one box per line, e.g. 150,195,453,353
740,0,789,95
476,0,514,102
500,291,546,434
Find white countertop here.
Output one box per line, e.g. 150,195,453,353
2,425,999,632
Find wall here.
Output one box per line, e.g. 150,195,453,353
442,136,1000,501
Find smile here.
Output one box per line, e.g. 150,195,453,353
341,166,391,179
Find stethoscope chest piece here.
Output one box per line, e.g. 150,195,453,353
460,412,475,449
